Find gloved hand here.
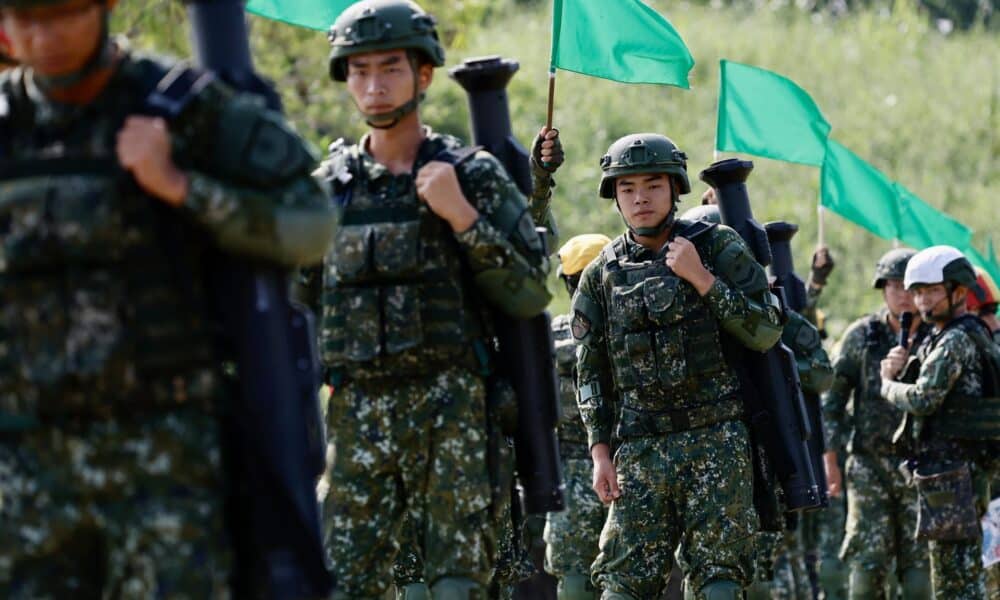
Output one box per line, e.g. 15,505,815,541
810,246,835,286
531,126,564,175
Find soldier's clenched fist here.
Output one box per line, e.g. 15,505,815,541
116,116,188,207
416,160,479,232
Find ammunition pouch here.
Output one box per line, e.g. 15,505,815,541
913,461,980,541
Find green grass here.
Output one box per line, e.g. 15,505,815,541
114,0,999,337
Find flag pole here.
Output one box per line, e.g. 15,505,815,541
546,69,556,129
817,204,826,248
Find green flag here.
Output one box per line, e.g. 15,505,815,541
820,139,899,240
716,60,831,167
894,183,972,250
550,0,694,88
247,0,353,31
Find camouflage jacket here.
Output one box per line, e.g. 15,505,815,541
305,130,550,379
572,221,783,447
552,313,587,448
0,51,334,424
882,315,990,457
823,309,932,456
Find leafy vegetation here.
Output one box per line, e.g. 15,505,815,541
113,1,999,335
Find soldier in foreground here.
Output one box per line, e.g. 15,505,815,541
0,0,335,596
308,1,552,597
546,233,612,600
571,134,784,599
880,246,999,599
822,248,933,599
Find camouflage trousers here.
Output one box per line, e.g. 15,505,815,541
591,419,757,598
324,367,495,597
841,452,928,592
0,408,231,599
751,527,811,600
544,454,607,582
801,479,847,600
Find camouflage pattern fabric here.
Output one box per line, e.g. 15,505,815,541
543,457,606,581
801,472,847,600
754,526,812,600
544,314,605,590
324,367,495,596
824,310,932,597
0,49,331,598
0,409,231,598
882,321,992,598
574,224,781,597
840,453,926,581
591,421,758,597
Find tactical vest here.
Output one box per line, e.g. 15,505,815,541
319,137,485,378
924,316,1000,444
552,313,586,447
600,234,742,437
0,58,219,424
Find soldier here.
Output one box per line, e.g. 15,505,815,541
880,246,998,599
680,205,832,600
822,248,933,599
0,0,336,596
308,1,552,597
572,133,784,599
545,233,612,600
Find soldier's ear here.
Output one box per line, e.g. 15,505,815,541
417,61,434,93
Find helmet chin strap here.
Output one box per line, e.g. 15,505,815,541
361,52,424,130
617,186,679,239
33,6,114,92
921,286,960,323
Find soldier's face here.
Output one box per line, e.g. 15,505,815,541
912,283,966,322
1,0,105,78
882,279,916,317
345,49,432,116
615,173,674,231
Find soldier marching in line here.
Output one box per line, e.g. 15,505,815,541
301,1,553,597
0,0,336,596
881,246,1000,599
571,133,785,599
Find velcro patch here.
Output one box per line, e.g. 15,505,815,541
572,311,592,340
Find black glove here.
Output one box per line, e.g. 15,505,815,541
531,128,564,175
810,246,835,286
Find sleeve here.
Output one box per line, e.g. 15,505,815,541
452,152,552,318
881,331,967,417
822,322,865,455
784,311,833,395
572,262,616,448
175,90,337,268
703,227,784,352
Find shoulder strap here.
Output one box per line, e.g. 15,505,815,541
434,145,483,168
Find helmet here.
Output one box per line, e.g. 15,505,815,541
967,267,999,313
904,245,977,290
558,234,611,278
598,134,690,199
679,204,720,224
327,0,445,82
872,248,916,289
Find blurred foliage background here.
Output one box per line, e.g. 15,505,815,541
112,0,999,339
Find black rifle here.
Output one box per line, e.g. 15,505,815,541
765,220,829,510
700,159,826,513
449,56,565,517
175,2,332,597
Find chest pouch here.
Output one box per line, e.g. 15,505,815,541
913,461,980,542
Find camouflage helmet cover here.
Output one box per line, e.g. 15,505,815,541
328,0,446,82
599,133,691,199
872,247,917,289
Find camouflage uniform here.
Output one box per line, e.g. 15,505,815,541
307,129,550,598
824,309,933,598
882,316,996,599
543,314,607,598
573,221,783,599
0,51,334,597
